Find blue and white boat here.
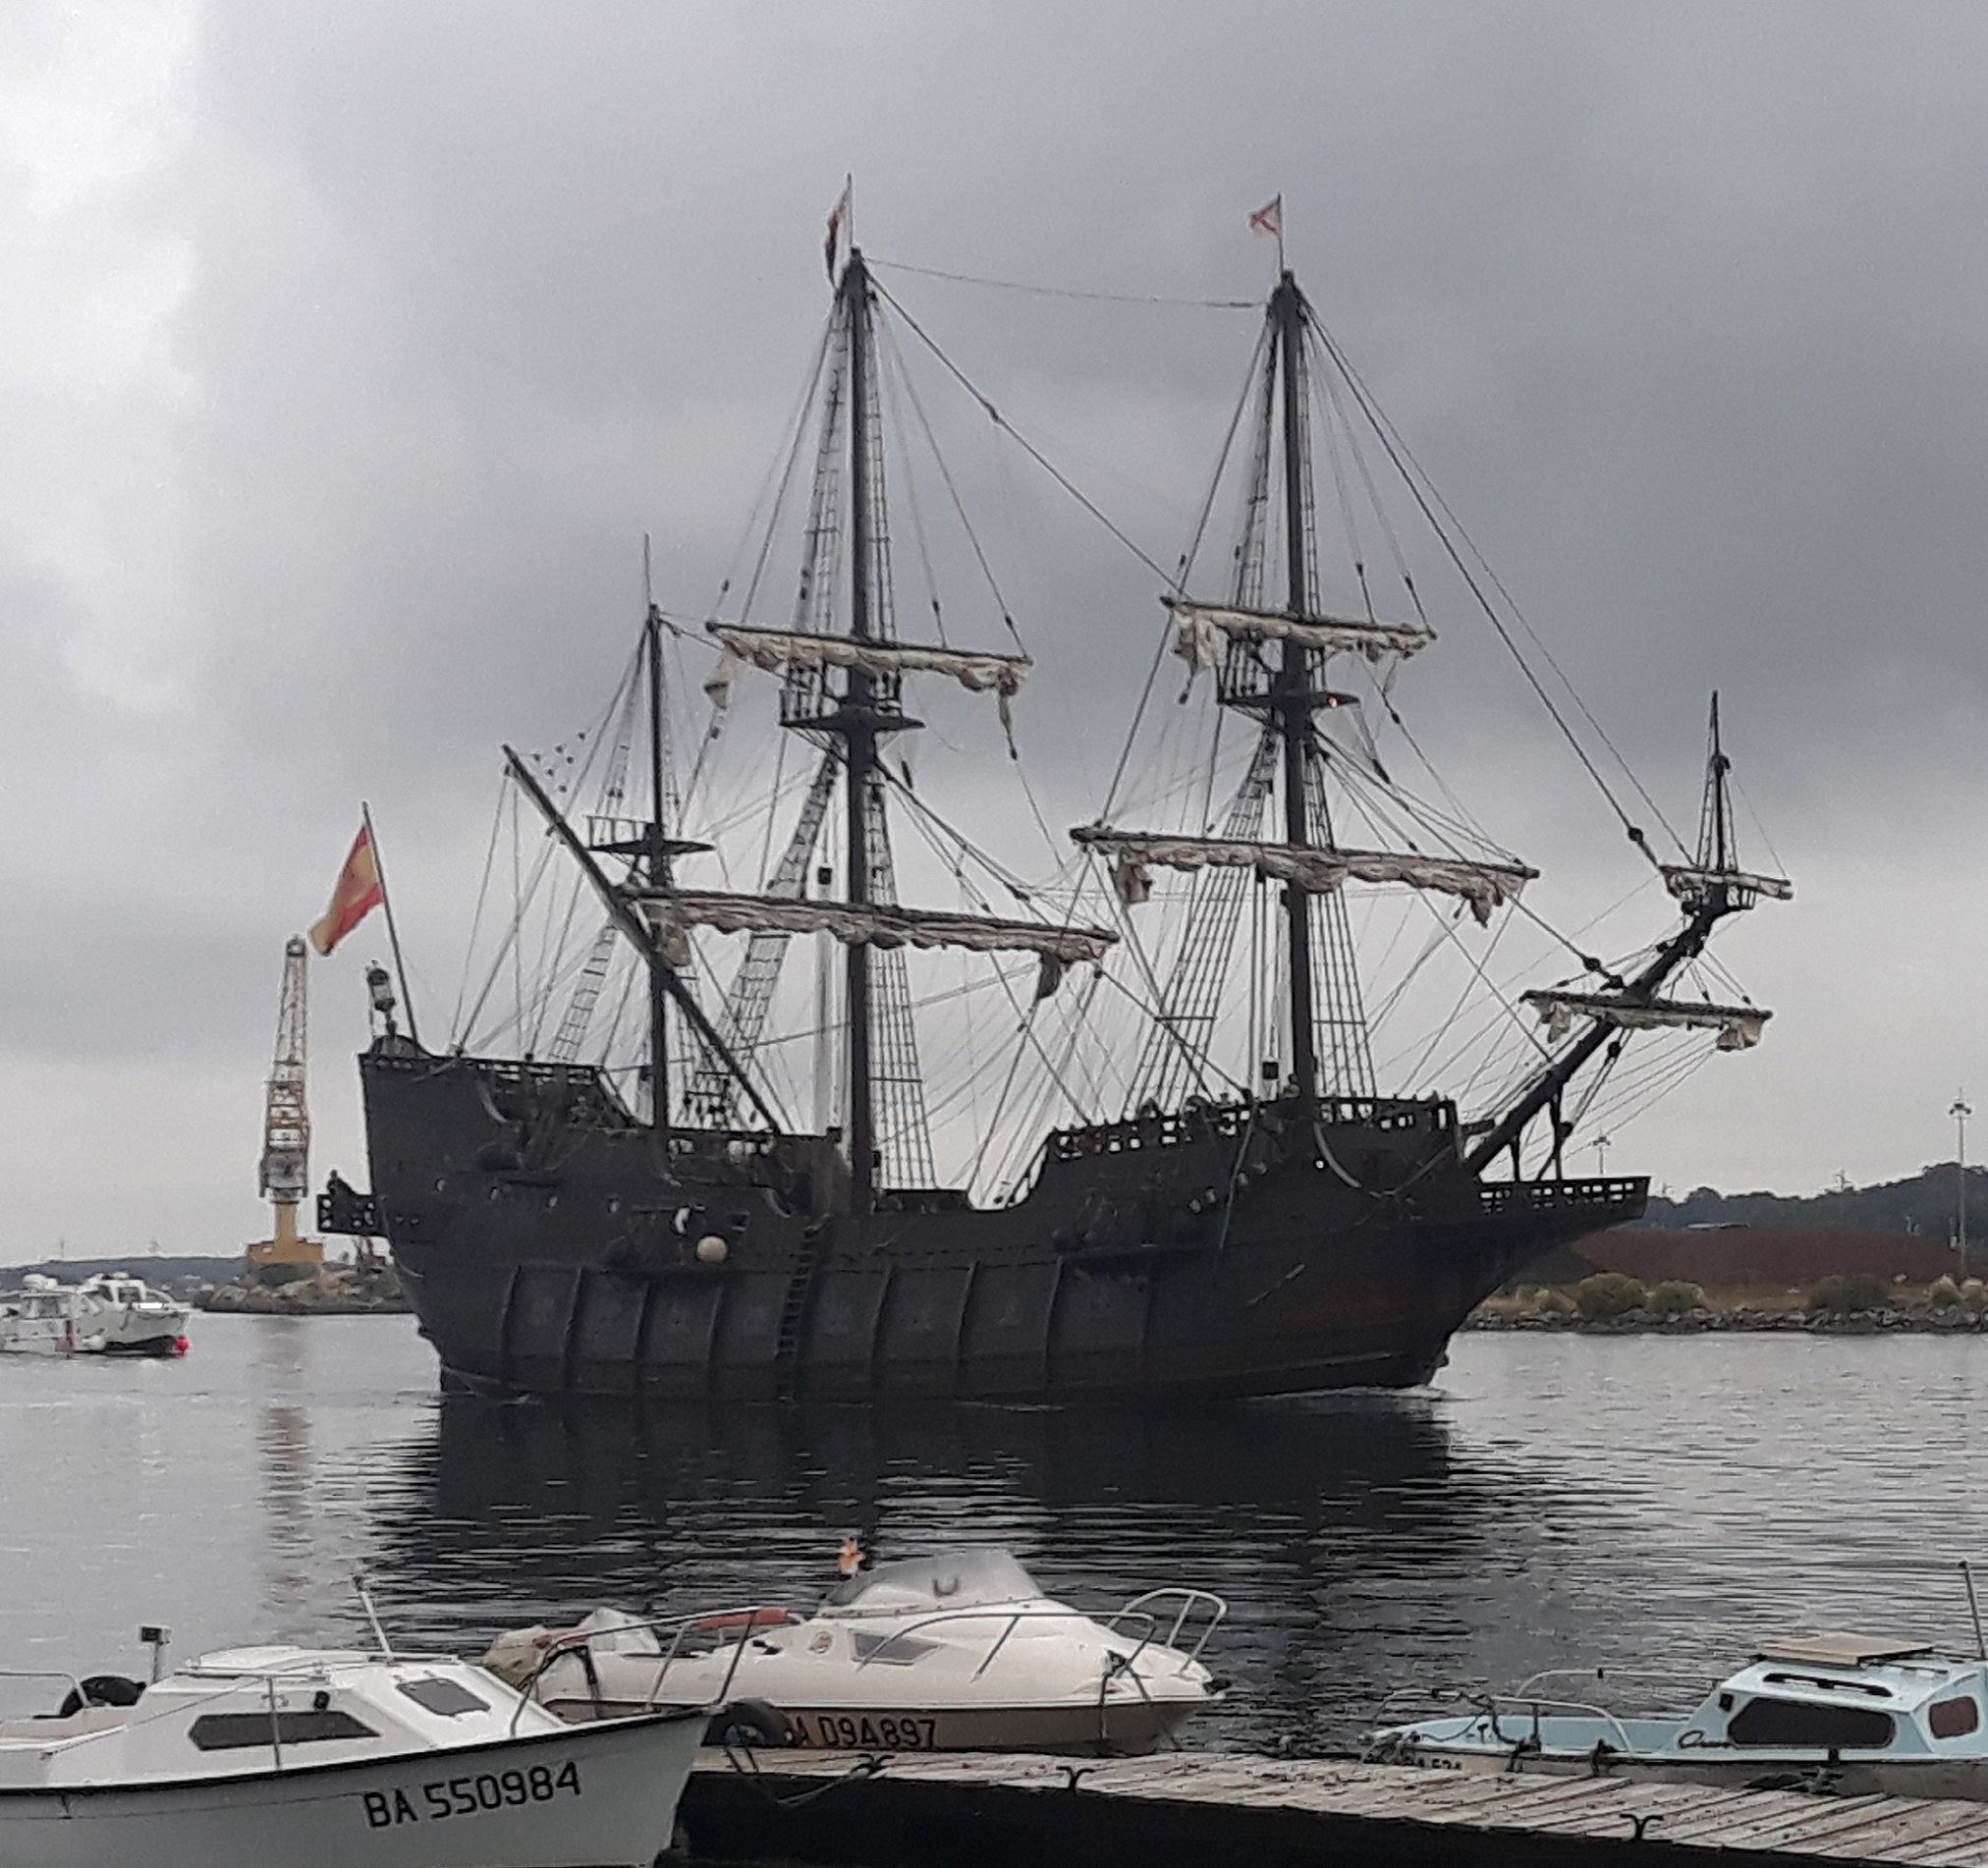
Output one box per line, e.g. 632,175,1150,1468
1367,1636,1988,1801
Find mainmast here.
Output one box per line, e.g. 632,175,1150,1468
622,240,1111,1188
1272,272,1319,1099
644,603,671,1132
842,247,880,1209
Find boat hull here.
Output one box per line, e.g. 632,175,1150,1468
348,1044,1645,1403
0,1714,698,1868
568,1694,1196,1756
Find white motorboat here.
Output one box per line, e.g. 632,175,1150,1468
488,1547,1226,1756
0,1625,704,1868
0,1272,191,1357
1366,1634,1988,1801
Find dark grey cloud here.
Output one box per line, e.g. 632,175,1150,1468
6,0,1988,1255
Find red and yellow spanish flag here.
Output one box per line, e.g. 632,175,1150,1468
308,824,385,957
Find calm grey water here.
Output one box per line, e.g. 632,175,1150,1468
4,1315,1984,1754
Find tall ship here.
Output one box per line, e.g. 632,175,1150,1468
324,237,1788,1401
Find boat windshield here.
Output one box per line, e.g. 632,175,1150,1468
823,1549,1044,1615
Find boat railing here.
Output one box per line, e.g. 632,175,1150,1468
1483,1692,1642,1756
851,1605,1168,1681
1369,1669,1710,1759
513,1604,787,1730
0,1668,88,1723
1105,1588,1229,1667
516,1593,1217,1727
0,1664,350,1767
1511,1665,1714,1708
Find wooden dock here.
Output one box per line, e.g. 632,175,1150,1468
679,1748,1988,1866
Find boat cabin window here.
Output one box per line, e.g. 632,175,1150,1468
397,1676,488,1717
850,1631,940,1665
825,1549,1042,1613
1930,1695,1981,1738
190,1710,377,1750
1727,1697,1896,1749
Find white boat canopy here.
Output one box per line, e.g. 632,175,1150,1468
1524,988,1771,1052
1071,828,1535,926
1166,596,1435,669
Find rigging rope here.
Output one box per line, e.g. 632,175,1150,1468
1308,315,1689,866
870,280,1174,583
869,256,1258,311
875,314,1028,656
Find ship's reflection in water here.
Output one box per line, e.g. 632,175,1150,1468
364,1392,1577,1752
13,1322,1987,1753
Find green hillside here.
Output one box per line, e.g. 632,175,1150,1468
1644,1163,1983,1237
3,1256,239,1284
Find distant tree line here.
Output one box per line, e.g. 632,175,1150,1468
1645,1163,1988,1237
4,1255,239,1283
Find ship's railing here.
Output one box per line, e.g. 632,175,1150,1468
1478,1177,1646,1214
1050,1095,1448,1163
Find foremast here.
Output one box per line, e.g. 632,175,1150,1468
1488,693,1791,1176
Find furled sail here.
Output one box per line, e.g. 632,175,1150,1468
1166,596,1435,671
704,625,1031,723
1523,988,1771,1052
1660,863,1794,907
635,889,1115,997
1071,827,1534,925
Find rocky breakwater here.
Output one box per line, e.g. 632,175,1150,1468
1468,1271,1988,1334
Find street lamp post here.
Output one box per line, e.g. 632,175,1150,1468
1593,1132,1612,1179
1954,1092,1973,1275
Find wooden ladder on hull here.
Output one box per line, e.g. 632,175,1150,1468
770,1224,833,1399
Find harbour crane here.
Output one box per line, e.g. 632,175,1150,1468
244,936,324,1286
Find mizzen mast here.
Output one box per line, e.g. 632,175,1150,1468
580,594,709,1131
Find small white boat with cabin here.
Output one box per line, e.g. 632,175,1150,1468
1367,1634,1988,1801
0,1273,191,1357
487,1547,1226,1756
0,1612,705,1868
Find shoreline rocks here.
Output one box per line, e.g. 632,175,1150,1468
1464,1305,1988,1335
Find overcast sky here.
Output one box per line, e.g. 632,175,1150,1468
6,0,1988,1261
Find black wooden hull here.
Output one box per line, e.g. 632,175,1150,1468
342,1042,1644,1402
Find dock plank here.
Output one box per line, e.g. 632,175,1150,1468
1905,1823,1988,1868
1652,1792,1892,1847
688,1748,1988,1865
1858,1806,1988,1862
